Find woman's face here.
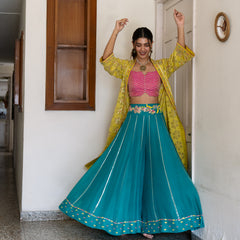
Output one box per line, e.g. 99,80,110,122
133,37,152,60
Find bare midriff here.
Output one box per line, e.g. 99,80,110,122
130,94,158,104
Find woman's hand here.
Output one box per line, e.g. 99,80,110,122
173,9,184,28
102,18,128,60
114,18,129,34
173,9,185,47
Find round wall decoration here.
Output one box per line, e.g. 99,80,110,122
215,12,230,42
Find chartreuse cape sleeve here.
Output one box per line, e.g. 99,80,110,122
85,42,195,170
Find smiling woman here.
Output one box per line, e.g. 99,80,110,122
59,9,204,239
131,27,153,60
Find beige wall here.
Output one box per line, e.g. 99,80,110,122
193,0,240,239
15,0,26,212
20,0,155,211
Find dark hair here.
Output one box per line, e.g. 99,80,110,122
131,27,153,59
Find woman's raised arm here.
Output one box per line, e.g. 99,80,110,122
173,9,185,48
102,18,128,60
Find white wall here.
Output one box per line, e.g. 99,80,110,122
15,0,26,212
193,1,240,239
21,0,155,211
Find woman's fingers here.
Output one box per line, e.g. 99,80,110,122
115,18,129,32
119,18,128,23
174,9,183,19
118,18,128,26
174,9,182,17
173,9,184,26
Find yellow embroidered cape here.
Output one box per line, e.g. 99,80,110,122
86,42,195,170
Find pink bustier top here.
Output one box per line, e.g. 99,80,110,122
128,71,161,97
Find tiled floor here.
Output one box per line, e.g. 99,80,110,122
0,153,191,240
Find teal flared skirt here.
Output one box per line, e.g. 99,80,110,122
59,104,204,236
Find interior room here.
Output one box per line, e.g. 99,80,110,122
0,0,239,239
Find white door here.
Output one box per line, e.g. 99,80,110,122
156,0,193,175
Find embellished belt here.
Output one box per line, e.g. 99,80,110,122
128,104,162,114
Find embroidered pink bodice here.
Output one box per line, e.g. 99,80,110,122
128,71,161,97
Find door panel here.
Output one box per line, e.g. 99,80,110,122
160,0,193,174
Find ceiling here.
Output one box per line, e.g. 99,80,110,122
0,0,22,63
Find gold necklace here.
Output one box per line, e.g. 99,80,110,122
136,58,149,72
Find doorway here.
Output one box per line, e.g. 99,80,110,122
0,76,11,150
155,0,193,175
0,64,14,154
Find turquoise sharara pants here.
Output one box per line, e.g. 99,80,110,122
59,104,204,236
